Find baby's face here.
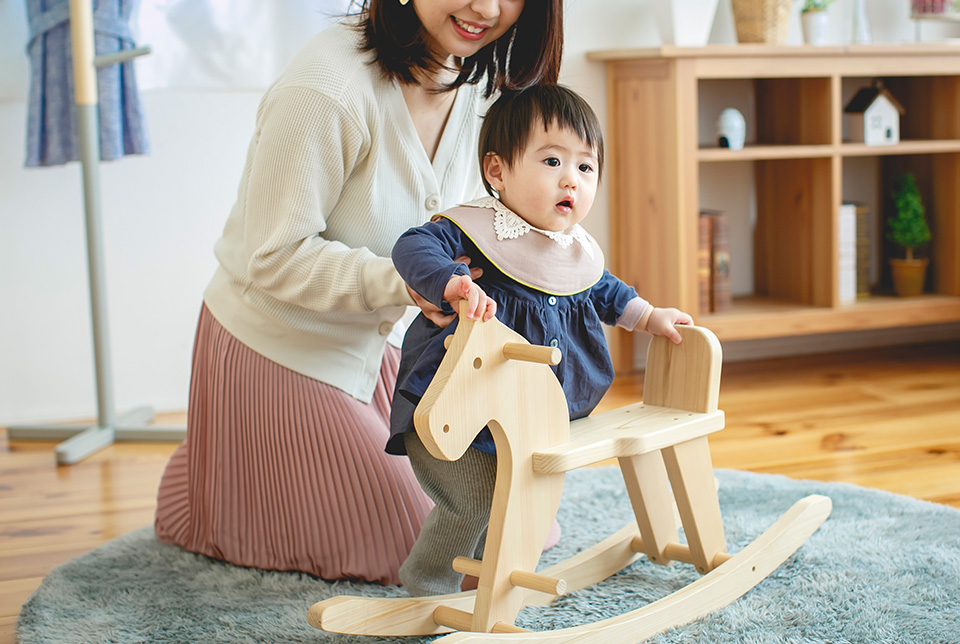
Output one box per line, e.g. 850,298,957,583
486,123,599,232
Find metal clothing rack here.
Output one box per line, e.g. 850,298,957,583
6,0,185,464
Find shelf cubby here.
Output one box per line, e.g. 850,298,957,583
754,157,835,308
589,45,960,371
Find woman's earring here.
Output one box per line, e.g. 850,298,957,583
399,0,409,4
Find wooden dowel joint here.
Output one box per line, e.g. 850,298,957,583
664,542,694,565
712,551,734,567
433,606,473,631
433,606,529,633
631,536,731,571
509,569,567,595
451,556,482,578
452,556,566,596
494,622,530,633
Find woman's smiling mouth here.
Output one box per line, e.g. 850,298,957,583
452,16,489,39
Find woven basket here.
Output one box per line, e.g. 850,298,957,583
731,0,792,44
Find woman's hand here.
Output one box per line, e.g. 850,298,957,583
407,256,484,328
444,274,497,321
406,285,451,327
645,307,694,344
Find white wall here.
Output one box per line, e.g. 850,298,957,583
2,0,959,424
0,93,257,423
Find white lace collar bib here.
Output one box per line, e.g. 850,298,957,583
463,196,595,259
436,198,605,296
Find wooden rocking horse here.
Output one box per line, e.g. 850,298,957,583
308,305,831,643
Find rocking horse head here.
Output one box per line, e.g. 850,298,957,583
413,304,566,462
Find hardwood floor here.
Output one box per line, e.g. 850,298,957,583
2,340,958,642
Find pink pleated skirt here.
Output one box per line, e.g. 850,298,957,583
155,305,434,585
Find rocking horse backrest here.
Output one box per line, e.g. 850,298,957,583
643,326,722,413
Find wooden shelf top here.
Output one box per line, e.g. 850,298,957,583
587,43,960,62
697,140,960,161
840,139,960,156
701,295,960,342
699,144,832,161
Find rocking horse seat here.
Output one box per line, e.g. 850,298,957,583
532,403,725,474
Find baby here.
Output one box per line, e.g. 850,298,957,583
387,84,693,597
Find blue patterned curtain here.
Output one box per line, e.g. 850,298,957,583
25,0,149,167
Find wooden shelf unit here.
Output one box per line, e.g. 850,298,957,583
588,44,960,371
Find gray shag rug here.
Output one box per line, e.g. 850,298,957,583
16,468,960,644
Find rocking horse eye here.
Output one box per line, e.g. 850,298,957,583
473,357,483,369
443,424,450,433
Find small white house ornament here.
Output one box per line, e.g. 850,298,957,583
844,82,905,146
716,108,746,150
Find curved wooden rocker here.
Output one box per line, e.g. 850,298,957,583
308,307,831,642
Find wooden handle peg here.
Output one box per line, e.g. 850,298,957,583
503,343,561,365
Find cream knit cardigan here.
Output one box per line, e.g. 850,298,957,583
204,22,487,403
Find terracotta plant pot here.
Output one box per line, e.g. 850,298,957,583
889,257,929,297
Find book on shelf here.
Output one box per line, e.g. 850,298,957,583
838,204,858,305
698,213,712,314
839,201,874,303
698,210,731,314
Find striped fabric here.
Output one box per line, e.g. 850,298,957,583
155,305,433,585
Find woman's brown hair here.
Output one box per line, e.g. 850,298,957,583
355,1,563,97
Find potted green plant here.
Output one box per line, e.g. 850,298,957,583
887,172,932,297
801,0,833,45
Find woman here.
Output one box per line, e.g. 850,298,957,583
154,0,564,585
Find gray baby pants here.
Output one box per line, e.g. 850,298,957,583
399,431,497,597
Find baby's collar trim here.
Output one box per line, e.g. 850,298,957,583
463,196,595,260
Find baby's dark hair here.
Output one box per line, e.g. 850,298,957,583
478,84,604,196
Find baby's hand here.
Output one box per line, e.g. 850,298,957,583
645,307,694,344
444,274,497,321
407,256,484,329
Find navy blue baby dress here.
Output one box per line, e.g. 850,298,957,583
387,198,648,456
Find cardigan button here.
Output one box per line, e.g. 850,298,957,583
425,195,441,211
549,338,559,348
378,321,394,336
547,296,558,306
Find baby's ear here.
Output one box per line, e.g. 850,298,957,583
483,152,506,192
